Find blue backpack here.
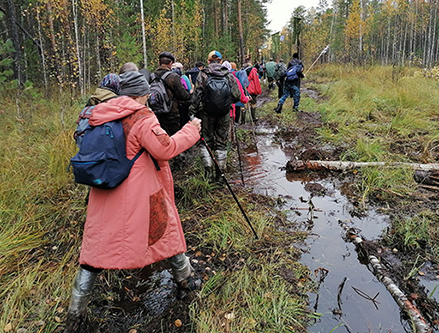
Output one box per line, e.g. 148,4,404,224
286,63,303,81
70,120,145,189
236,69,250,89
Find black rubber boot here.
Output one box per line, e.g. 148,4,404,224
273,103,283,114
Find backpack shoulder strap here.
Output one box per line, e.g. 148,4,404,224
161,71,172,80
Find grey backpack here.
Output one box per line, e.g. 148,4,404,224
148,71,172,114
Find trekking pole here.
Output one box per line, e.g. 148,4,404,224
233,121,245,186
304,45,330,76
200,137,258,239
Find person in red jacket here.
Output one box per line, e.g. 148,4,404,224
244,63,262,123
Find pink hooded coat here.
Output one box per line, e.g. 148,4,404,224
247,67,262,96
79,96,200,269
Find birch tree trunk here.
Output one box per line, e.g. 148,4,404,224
237,0,245,66
286,160,439,172
343,228,433,333
72,0,83,95
46,1,62,87
36,9,48,93
6,0,23,85
95,34,101,79
140,0,147,67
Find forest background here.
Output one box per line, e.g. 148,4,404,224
3,0,439,96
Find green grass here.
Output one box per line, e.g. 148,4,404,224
191,259,309,332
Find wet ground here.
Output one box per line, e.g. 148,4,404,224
237,87,439,332
236,123,407,332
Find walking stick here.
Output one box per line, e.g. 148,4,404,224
200,137,258,239
233,121,245,186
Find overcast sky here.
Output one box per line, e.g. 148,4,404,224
265,0,320,33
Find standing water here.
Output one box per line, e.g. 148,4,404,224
236,125,411,332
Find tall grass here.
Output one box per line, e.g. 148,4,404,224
0,87,82,332
305,65,439,198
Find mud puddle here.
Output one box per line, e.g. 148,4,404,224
235,124,414,332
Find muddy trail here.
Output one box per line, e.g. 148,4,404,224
63,85,439,333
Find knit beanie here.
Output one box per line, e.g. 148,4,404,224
119,71,150,96
99,73,120,95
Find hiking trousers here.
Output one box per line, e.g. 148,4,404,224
201,112,230,151
279,81,300,109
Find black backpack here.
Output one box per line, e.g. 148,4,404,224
204,74,232,116
148,71,172,114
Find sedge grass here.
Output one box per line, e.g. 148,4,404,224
191,256,310,333
0,87,82,331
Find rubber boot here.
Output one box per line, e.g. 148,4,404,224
250,107,258,123
200,146,215,183
170,253,192,284
68,267,98,316
169,253,201,299
215,150,227,184
65,267,98,331
273,103,283,114
240,110,246,124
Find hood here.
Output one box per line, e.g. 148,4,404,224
89,96,146,126
90,87,118,102
203,63,229,77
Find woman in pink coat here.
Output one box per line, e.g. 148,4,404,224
66,71,202,327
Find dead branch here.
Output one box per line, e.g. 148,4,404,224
349,234,432,332
286,160,439,172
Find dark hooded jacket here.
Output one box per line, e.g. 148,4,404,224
152,66,191,114
286,58,305,87
189,63,241,116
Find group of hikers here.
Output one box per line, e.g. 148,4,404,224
65,49,305,331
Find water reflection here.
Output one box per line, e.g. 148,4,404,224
239,128,408,332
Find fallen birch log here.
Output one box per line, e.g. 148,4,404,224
286,160,439,172
341,226,433,333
